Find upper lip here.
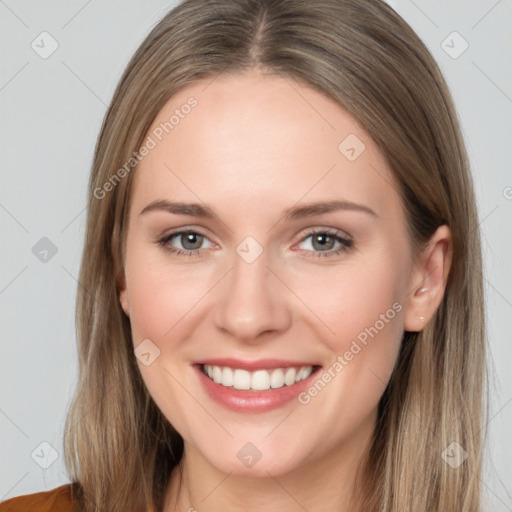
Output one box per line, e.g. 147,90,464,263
195,358,321,371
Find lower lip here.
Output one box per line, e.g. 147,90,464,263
194,365,320,413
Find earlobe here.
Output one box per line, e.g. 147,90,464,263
403,225,452,332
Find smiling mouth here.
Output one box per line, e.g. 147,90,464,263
200,364,321,391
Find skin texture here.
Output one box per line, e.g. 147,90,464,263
118,69,452,511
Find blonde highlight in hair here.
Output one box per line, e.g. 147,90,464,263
63,1,487,510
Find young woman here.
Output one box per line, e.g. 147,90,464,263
0,0,487,511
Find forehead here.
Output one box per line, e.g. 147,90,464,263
131,70,403,221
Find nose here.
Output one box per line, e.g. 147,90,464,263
212,247,291,343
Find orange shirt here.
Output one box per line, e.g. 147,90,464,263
0,485,75,512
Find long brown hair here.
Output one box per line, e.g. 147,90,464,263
63,1,487,510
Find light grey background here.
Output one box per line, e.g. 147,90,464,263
0,0,511,509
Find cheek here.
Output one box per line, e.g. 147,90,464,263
294,247,408,409
123,245,209,435
287,258,406,452
128,272,190,341
124,241,208,345
300,252,407,352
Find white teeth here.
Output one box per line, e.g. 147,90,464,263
221,367,233,387
202,364,314,391
270,368,285,388
284,367,296,386
212,366,222,384
233,369,251,390
297,366,310,381
251,370,270,391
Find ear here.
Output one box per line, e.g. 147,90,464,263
118,272,130,317
403,225,452,332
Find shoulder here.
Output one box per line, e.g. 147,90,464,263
0,484,76,512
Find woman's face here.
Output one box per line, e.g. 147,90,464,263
119,70,423,477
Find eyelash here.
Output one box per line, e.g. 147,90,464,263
156,228,353,259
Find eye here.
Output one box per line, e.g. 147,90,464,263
157,230,214,257
156,228,353,258
296,229,353,258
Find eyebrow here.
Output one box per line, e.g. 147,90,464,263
139,199,377,220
